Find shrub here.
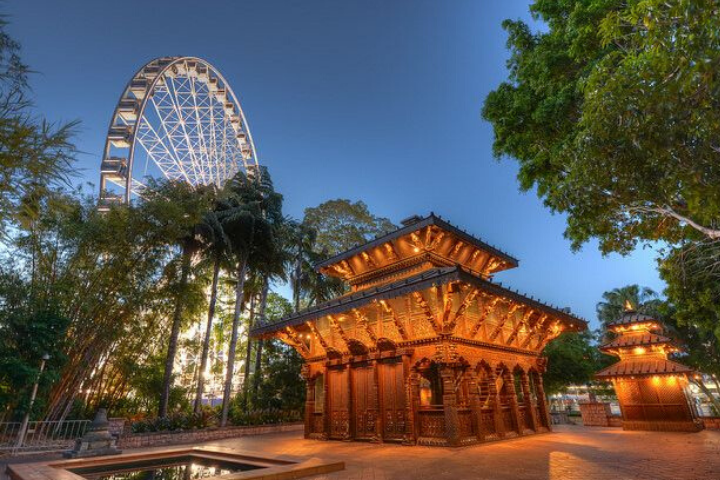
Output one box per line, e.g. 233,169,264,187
130,410,216,433
228,408,302,427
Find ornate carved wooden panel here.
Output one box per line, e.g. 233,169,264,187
379,359,407,441
457,409,474,438
328,367,349,439
517,406,527,431
312,413,324,434
481,408,496,435
501,407,516,433
352,363,377,440
418,409,446,438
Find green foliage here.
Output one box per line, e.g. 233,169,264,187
483,0,720,253
228,408,302,427
657,256,720,379
542,331,613,395
596,284,664,341
0,17,77,237
303,199,396,257
130,410,216,434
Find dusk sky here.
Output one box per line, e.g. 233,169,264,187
7,0,664,327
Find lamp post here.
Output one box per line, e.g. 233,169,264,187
14,353,50,453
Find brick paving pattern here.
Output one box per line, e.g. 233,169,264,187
3,425,719,480
206,425,720,480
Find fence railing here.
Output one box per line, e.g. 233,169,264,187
0,420,90,455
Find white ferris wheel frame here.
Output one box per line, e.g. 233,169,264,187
99,56,258,207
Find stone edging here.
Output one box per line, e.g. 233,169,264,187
118,423,303,449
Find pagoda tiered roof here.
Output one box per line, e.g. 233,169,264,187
607,311,660,330
252,213,587,360
252,265,585,336
596,358,694,378
595,307,694,380
315,214,520,290
600,332,673,351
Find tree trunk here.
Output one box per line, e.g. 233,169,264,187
253,279,270,396
241,293,257,403
220,257,248,427
193,257,221,413
293,255,301,311
159,245,192,418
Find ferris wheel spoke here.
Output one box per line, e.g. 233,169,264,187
165,75,206,185
135,119,189,183
146,94,194,184
188,75,215,186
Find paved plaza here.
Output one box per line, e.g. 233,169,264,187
3,425,719,480
203,425,720,480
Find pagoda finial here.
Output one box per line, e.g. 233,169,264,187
624,300,634,312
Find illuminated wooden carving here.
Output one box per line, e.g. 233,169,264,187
253,214,585,446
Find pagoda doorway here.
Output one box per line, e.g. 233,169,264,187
378,357,407,442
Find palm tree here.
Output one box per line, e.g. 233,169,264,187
596,285,664,341
192,205,230,413
218,168,283,426
146,180,212,418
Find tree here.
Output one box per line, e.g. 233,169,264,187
0,17,77,238
596,285,664,340
192,205,230,413
302,199,396,257
542,331,612,395
218,168,284,426
144,180,213,418
483,0,720,369
483,0,720,254
246,294,304,411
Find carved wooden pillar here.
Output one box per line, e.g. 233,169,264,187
406,372,420,445
520,370,538,432
402,355,416,445
371,359,382,443
504,369,522,436
304,376,316,439
321,365,330,440
344,362,353,440
441,366,461,446
467,371,484,442
535,373,552,431
487,368,505,437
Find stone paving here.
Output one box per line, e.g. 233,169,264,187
204,425,720,480
3,425,720,480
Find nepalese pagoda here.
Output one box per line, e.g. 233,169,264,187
595,302,702,432
252,214,587,446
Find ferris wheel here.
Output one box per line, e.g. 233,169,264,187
98,56,258,209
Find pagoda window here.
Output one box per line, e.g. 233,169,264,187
419,362,444,407
528,371,539,403
477,366,492,406
514,370,525,404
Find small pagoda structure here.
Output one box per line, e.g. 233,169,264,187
253,214,586,446
596,302,702,432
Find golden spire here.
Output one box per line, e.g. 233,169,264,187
624,300,634,312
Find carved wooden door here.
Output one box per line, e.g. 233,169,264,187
352,363,377,440
379,359,407,441
328,367,349,439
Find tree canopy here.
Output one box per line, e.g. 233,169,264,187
302,199,396,257
483,0,720,253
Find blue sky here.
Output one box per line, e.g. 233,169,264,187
6,0,664,327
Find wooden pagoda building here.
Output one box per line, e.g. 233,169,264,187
596,302,702,432
253,214,586,446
